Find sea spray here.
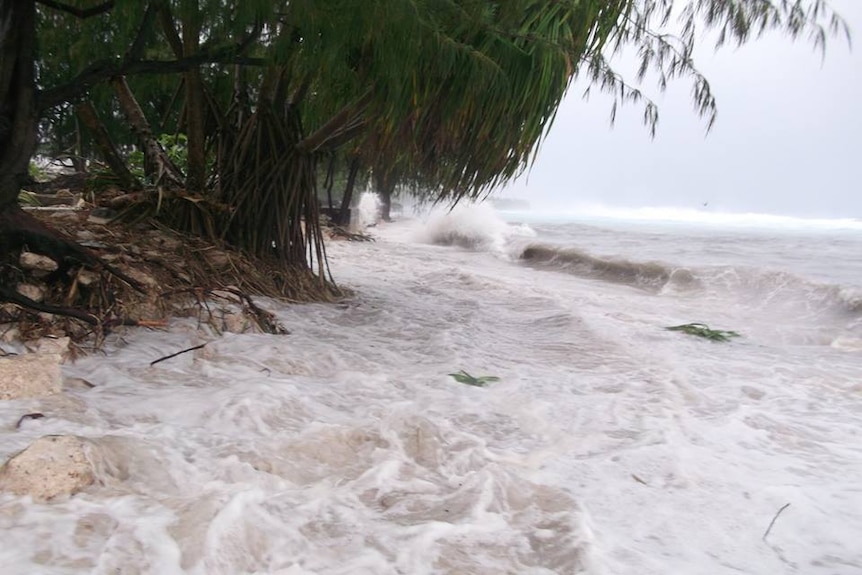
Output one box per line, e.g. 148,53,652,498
511,203,862,232
355,192,381,229
412,202,535,257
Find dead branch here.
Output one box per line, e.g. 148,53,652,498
15,413,45,429
150,343,206,366
762,503,791,542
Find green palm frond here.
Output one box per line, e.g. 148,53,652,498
449,370,501,387
666,323,741,342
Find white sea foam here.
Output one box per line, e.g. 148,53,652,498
1,212,861,574
505,203,862,232
412,202,535,257
354,192,381,229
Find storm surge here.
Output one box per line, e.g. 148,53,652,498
2,210,860,574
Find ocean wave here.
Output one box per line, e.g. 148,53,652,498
519,243,698,292
700,266,862,317
517,242,861,318
415,203,536,254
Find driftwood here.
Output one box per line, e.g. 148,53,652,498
150,343,206,366
15,413,45,429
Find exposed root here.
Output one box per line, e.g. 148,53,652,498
0,204,144,292
0,202,345,346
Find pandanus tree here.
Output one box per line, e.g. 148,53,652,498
0,0,272,310
347,0,849,220
0,0,849,312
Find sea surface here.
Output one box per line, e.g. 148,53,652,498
1,202,860,574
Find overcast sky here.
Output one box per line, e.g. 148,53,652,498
499,0,862,219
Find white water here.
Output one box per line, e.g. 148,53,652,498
2,204,861,574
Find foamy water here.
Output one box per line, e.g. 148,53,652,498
1,204,861,574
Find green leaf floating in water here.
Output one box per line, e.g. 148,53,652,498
666,323,741,342
448,370,500,387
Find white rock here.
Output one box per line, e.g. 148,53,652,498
28,336,70,360
19,252,59,272
0,325,20,343
222,310,251,334
76,270,100,286
125,268,158,288
0,353,63,400
0,436,95,501
16,283,45,302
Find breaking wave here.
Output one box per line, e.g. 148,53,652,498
414,203,536,254
516,241,862,318
406,204,861,322
699,266,862,316
519,243,699,292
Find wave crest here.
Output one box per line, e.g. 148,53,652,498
520,243,698,291
415,203,536,253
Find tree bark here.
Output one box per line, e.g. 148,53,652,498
0,0,38,209
75,100,140,190
180,4,207,192
111,75,184,187
374,166,395,222
339,155,360,226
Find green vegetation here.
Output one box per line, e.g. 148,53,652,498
666,323,741,342
449,371,501,388
17,190,40,207
27,161,48,183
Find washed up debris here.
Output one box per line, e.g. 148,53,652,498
665,323,740,342
150,343,207,366
15,413,45,429
329,225,375,242
448,370,500,388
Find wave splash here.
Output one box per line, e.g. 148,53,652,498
406,203,860,321
414,203,535,254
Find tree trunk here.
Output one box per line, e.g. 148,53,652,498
184,70,207,190
374,167,394,222
181,5,207,192
111,76,184,187
0,0,38,209
75,100,141,190
0,1,146,324
324,153,336,211
71,115,87,173
339,155,360,226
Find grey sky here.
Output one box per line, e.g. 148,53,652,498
499,0,862,219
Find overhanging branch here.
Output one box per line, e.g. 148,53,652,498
36,0,114,19
37,10,264,111
38,51,265,111
125,2,159,62
297,91,373,154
